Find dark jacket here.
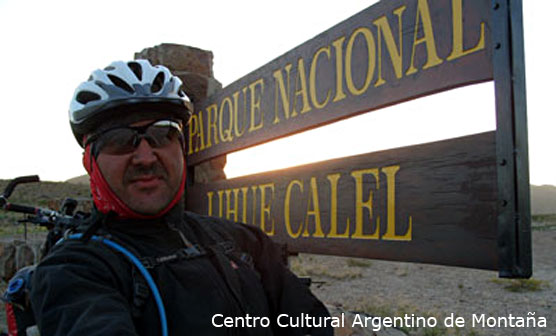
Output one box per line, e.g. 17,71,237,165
30,206,332,336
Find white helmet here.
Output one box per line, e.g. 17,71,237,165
69,60,192,147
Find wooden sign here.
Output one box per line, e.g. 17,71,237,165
185,0,531,278
186,0,491,166
187,132,498,270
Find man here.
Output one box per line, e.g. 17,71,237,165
31,60,332,335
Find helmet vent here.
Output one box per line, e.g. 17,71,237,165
151,72,165,94
127,62,143,81
107,74,134,94
76,91,101,104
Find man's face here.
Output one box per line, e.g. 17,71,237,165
95,119,184,215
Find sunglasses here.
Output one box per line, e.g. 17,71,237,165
86,120,183,155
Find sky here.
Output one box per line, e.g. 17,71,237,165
0,0,553,186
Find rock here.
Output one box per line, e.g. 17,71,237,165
135,43,215,77
0,240,42,281
134,43,222,103
172,70,222,103
194,156,227,184
0,242,16,281
14,242,35,269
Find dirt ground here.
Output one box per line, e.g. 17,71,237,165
292,223,555,336
0,223,553,335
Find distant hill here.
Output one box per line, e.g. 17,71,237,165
65,174,89,185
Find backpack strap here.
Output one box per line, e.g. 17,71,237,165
70,215,155,321
60,234,169,336
105,238,152,320
130,267,150,318
184,214,253,314
139,245,206,269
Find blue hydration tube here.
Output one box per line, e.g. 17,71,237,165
60,234,168,336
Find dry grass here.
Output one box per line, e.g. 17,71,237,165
489,278,551,293
290,255,363,280
346,258,372,268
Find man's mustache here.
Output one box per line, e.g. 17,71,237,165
124,162,168,183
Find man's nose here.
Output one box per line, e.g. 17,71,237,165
131,138,158,165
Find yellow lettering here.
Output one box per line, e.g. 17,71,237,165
446,0,485,61
345,27,376,96
240,187,249,223
332,36,347,103
251,185,258,226
233,88,248,138
303,177,325,238
191,112,206,153
326,173,350,238
350,168,380,239
217,190,225,218
225,188,240,221
206,191,214,216
285,180,304,238
218,97,234,143
406,0,443,75
293,58,311,115
248,79,265,132
381,166,412,241
272,64,293,124
373,6,406,87
309,47,331,109
187,114,199,155
259,183,275,235
205,104,219,148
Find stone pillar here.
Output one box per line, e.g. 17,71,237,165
135,43,226,184
0,239,40,281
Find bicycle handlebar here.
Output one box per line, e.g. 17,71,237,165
3,203,38,215
1,175,78,228
2,175,40,199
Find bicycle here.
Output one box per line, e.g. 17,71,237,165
0,175,86,336
0,176,169,336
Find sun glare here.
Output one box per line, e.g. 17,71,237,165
225,83,496,179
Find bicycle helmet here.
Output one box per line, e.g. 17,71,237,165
69,60,192,147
